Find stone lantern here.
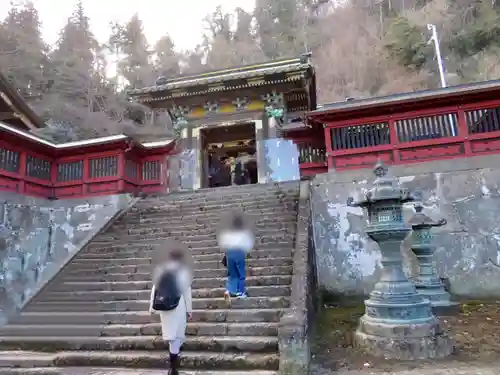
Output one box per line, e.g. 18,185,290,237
409,203,459,315
347,162,453,359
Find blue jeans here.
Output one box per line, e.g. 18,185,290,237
226,249,246,295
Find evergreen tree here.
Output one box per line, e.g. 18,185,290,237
255,0,310,59
111,14,153,89
203,7,265,70
154,35,180,78
179,46,205,74
42,0,102,132
0,1,49,97
384,16,432,70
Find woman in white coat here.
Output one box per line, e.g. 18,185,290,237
149,245,193,375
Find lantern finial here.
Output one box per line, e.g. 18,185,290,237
414,202,424,213
373,161,388,178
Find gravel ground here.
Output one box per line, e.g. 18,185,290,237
310,300,500,374
313,363,500,375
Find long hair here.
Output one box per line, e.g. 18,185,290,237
152,239,192,286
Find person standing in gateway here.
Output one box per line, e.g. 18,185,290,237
149,242,193,375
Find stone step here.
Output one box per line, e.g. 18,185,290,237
0,368,278,375
63,265,293,281
129,204,296,218
136,196,296,209
156,186,299,202
107,221,297,235
108,220,296,234
14,309,284,325
128,200,297,215
151,188,298,202
79,246,293,260
0,350,279,370
0,335,278,353
82,245,295,261
128,202,297,214
125,209,296,222
51,275,292,292
96,227,295,243
0,322,279,337
42,285,290,302
127,213,297,226
65,350,280,370
150,183,298,200
111,223,296,236
117,220,294,233
92,232,295,247
135,194,295,208
137,189,298,205
77,248,292,262
124,209,297,223
27,296,290,312
64,257,292,274
0,351,56,368
72,249,292,267
87,235,293,249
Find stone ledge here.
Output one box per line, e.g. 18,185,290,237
278,181,313,375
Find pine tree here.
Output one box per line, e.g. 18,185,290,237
42,0,102,132
203,7,265,70
0,1,49,98
154,35,180,79
111,14,154,89
255,0,308,59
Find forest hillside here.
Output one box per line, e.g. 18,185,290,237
1,0,499,140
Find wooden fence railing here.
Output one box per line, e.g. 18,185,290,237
323,101,500,170
297,141,327,177
0,129,171,199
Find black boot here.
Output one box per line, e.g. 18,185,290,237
169,352,180,375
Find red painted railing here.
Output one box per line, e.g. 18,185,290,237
0,127,173,199
323,100,500,170
282,128,328,177
296,141,327,177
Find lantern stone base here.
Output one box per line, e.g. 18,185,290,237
417,288,460,316
430,301,460,316
354,316,455,360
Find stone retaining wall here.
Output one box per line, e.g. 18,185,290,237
0,192,133,323
310,155,500,299
279,181,318,374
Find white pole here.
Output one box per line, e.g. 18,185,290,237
427,24,456,136
427,24,447,88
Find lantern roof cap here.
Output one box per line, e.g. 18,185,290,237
408,203,447,228
348,161,416,207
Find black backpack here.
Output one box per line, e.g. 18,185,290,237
152,270,181,311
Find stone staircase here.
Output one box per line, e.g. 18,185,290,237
0,182,300,374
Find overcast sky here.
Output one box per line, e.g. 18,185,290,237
0,0,256,50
